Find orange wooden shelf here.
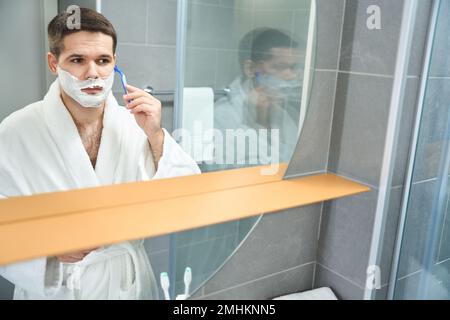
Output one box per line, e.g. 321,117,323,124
0,164,370,265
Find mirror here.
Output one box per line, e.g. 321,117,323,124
0,0,316,300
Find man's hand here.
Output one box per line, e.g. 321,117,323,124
248,86,272,128
123,85,164,165
56,247,99,263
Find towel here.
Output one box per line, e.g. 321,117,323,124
273,287,338,300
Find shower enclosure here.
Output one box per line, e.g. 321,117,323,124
368,0,450,300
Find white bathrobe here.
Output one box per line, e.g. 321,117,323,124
0,80,201,299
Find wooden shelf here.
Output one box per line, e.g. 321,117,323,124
0,164,370,265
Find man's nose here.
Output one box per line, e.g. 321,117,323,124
84,61,100,79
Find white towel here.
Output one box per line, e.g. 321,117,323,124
181,87,214,163
273,287,338,300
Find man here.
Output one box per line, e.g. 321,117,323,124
206,28,304,172
0,8,200,299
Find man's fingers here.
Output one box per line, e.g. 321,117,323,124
56,255,83,263
130,105,151,115
124,92,157,102
125,97,149,109
80,247,99,254
125,84,141,93
68,252,86,260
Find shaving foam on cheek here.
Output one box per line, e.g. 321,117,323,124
57,66,115,108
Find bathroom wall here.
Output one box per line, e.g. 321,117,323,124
192,0,346,300
0,0,49,122
315,0,431,299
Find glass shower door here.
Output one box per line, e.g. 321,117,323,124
392,0,450,299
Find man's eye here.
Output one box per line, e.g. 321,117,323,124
98,59,110,65
70,58,83,64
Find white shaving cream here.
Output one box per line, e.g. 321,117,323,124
57,66,114,108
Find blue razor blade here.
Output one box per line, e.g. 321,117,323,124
114,65,128,95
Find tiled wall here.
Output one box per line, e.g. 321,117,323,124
316,0,431,300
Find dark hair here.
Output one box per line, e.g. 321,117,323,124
251,28,299,62
238,28,302,73
48,7,117,58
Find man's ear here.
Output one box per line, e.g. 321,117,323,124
243,59,255,79
47,52,58,75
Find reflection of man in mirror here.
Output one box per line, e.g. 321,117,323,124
210,28,305,171
0,8,200,299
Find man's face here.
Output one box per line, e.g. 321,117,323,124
255,47,304,82
48,31,115,87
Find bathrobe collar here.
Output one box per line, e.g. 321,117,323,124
42,80,123,188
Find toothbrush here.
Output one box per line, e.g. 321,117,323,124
184,267,192,297
114,65,128,95
160,272,171,300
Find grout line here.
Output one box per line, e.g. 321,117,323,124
316,262,366,290
326,169,379,190
119,42,176,48
396,257,450,283
411,177,439,185
337,0,347,71
397,268,422,281
325,70,339,172
315,68,339,73
189,0,254,11
312,261,317,289
202,262,315,297
337,70,394,79
326,0,346,172
436,257,450,266
284,170,328,180
213,49,219,90
145,0,149,44
317,202,324,242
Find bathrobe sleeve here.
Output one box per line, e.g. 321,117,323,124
139,128,201,180
0,125,63,298
0,258,63,298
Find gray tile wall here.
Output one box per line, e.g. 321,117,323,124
318,0,432,300
193,205,321,300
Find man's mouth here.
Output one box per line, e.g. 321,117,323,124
81,85,103,95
